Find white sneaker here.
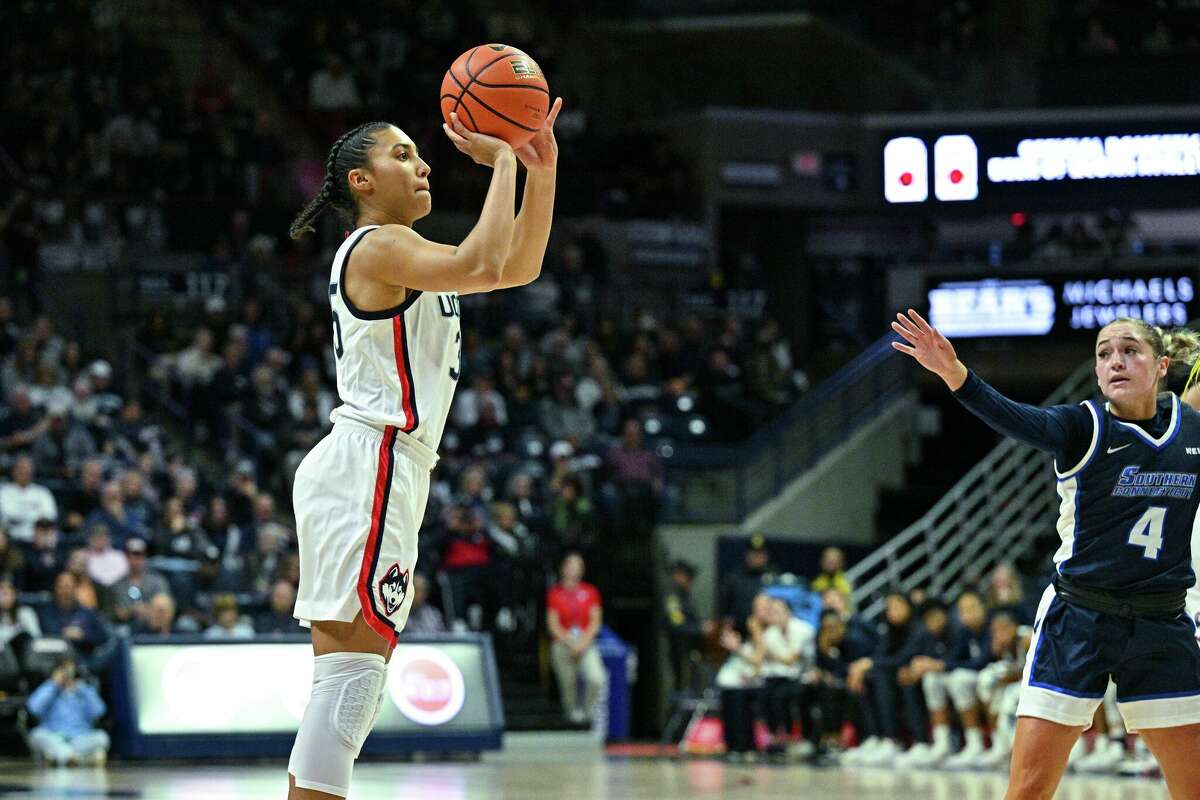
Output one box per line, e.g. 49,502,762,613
1075,739,1125,774
976,744,1012,771
843,736,882,765
787,740,815,759
897,741,950,768
943,739,987,770
1117,752,1160,778
859,738,901,766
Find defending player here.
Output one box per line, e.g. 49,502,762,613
892,311,1200,799
284,99,561,799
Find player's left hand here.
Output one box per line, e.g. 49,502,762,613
513,97,562,173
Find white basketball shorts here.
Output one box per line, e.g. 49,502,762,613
292,419,436,645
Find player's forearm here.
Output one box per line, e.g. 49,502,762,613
459,153,518,277
953,370,1075,454
497,170,555,289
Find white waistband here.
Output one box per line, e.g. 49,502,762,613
331,415,439,472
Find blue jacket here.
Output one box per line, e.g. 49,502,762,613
26,678,106,736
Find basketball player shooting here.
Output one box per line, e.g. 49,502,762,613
283,96,562,799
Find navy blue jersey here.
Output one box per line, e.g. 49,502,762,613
944,624,991,671
955,373,1199,594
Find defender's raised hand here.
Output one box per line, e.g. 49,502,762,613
891,309,969,390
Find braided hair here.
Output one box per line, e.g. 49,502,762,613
289,121,394,240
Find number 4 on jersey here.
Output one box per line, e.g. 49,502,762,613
1127,506,1166,560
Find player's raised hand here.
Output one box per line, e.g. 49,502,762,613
513,97,562,173
892,309,968,390
442,112,514,168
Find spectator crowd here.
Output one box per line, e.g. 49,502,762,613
655,539,1157,777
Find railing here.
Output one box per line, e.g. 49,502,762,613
845,360,1096,621
664,333,913,523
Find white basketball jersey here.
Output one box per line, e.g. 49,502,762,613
327,225,461,455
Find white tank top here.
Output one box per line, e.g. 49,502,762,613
327,225,461,459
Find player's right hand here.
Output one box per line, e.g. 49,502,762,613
891,308,968,390
443,113,515,168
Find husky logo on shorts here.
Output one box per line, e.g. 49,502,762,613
378,563,410,616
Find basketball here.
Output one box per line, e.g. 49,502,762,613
440,44,550,149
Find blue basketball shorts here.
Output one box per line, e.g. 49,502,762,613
1017,583,1200,731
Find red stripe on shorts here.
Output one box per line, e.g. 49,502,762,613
358,425,399,644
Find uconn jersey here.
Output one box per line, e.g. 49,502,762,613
954,373,1198,595
327,225,461,453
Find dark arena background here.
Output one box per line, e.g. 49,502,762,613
0,0,1197,797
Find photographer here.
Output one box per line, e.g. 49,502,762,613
26,656,109,766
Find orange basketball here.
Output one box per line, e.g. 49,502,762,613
440,44,550,149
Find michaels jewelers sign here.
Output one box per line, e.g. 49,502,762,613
928,273,1196,338
883,121,1200,210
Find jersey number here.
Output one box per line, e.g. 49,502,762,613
1127,506,1166,560
449,330,461,381
332,312,345,359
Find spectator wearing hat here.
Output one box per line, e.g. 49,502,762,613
177,545,239,626
26,655,109,766
0,455,58,543
720,534,773,631
22,518,65,593
109,538,171,625
86,360,123,425
810,547,854,606
663,559,714,692
204,593,254,639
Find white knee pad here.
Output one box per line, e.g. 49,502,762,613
922,671,949,712
947,669,980,710
289,652,388,798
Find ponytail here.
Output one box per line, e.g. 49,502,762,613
288,121,395,240
1161,326,1200,395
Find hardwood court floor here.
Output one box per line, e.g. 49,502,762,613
0,734,1170,799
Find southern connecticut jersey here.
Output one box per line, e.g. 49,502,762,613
1054,394,1200,593
327,225,461,455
